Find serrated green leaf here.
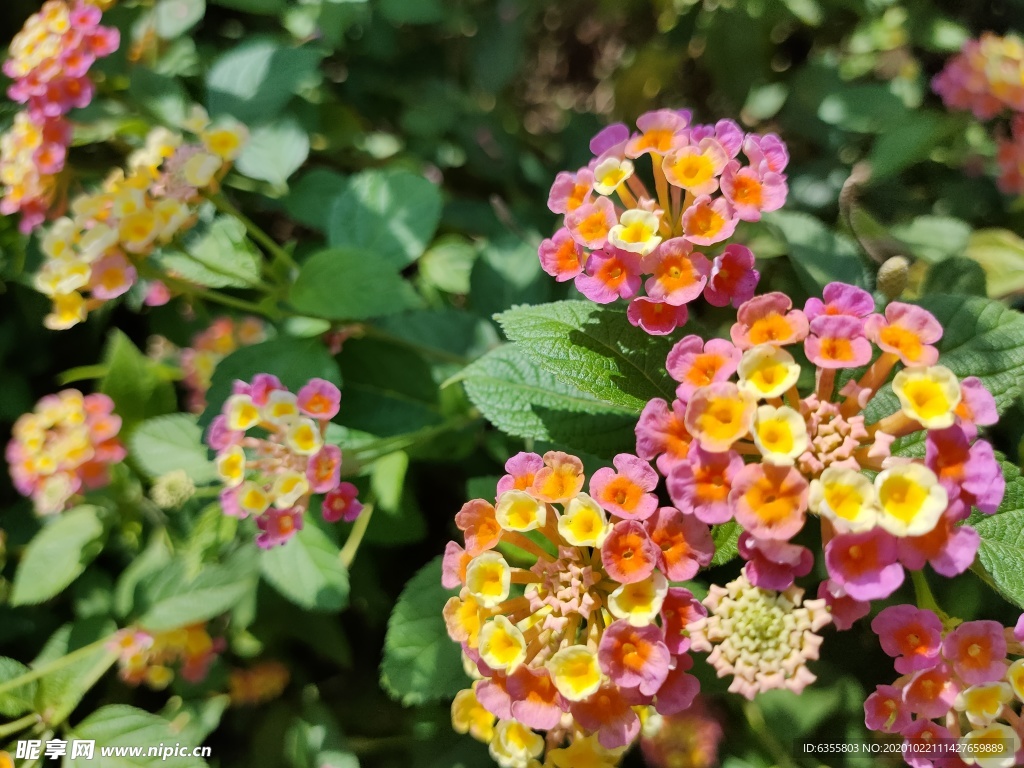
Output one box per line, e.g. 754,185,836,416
380,557,467,706
260,524,349,612
236,117,309,187
327,169,442,267
923,257,987,297
36,619,118,728
201,337,341,428
970,465,1024,609
137,550,259,632
865,295,1024,426
496,301,675,412
764,210,866,294
289,247,421,321
129,414,217,484
159,217,262,289
206,39,323,123
0,657,37,717
11,506,106,606
710,521,741,568
459,344,637,458
68,705,209,767
100,330,177,431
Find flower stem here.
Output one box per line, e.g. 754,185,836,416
0,713,39,740
0,636,114,699
208,193,300,274
911,569,942,615
158,273,278,317
339,503,374,569
742,699,798,768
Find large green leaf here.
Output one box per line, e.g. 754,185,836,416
496,301,675,412
129,414,217,484
966,229,1024,299
284,169,348,232
100,331,177,431
458,344,637,458
260,524,350,612
380,557,467,706
206,38,323,123
764,210,866,294
136,550,259,632
68,705,209,767
158,217,262,289
0,657,37,717
236,117,310,187
327,169,442,266
866,295,1024,425
11,506,106,606
289,247,421,321
971,465,1024,609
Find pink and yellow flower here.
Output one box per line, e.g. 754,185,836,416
444,452,710,764
7,389,125,515
207,376,359,547
540,109,784,334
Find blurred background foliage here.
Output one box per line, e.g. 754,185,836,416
1,0,1023,766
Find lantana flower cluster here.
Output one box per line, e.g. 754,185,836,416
639,696,724,768
933,34,1024,195
32,113,248,330
540,108,788,335
866,606,1024,768
0,0,119,231
207,375,362,549
180,316,267,412
6,389,125,515
109,623,224,689
635,282,1004,632
443,450,712,767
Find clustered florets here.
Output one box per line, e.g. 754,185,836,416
634,283,1004,629
206,374,362,548
539,108,787,335
443,450,709,766
867,607,1024,768
1,0,119,231
6,389,125,515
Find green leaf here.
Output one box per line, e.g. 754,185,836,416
470,235,553,319
419,235,477,294
817,84,906,133
869,112,947,179
260,524,350,612
378,0,444,24
201,336,341,428
284,169,348,232
865,295,1024,424
69,705,210,767
154,0,206,39
36,619,118,728
289,247,421,321
380,556,468,706
710,521,741,568
327,169,442,267
923,257,987,297
236,116,310,187
891,215,972,264
971,465,1024,609
966,229,1024,299
0,657,37,717
129,68,189,126
458,344,638,458
100,330,177,430
137,550,259,632
11,507,106,606
209,0,284,13
764,210,866,294
158,216,262,288
206,39,323,123
496,301,675,412
129,414,217,484
366,451,426,545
